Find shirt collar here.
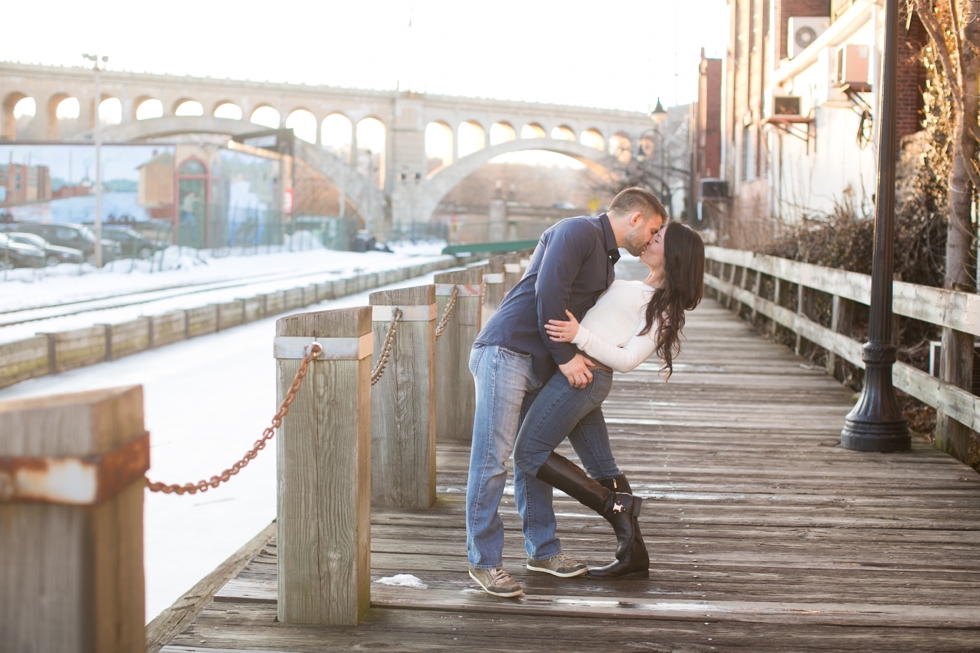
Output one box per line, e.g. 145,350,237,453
598,213,620,264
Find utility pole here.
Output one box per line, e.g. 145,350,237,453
839,0,910,452
83,54,107,267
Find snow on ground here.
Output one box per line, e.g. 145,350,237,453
0,241,449,344
0,239,448,312
0,268,448,623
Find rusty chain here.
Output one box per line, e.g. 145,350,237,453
371,308,402,386
145,342,323,496
434,285,459,341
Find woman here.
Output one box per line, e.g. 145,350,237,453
513,221,705,579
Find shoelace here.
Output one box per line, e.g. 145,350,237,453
490,568,514,584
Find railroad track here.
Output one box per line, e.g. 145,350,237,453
0,264,372,329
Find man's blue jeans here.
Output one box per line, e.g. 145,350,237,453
466,344,560,569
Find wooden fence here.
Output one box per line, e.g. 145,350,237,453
703,246,979,460
0,248,534,642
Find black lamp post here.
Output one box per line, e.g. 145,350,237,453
840,0,910,452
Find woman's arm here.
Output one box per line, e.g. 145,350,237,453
571,323,657,373
544,310,658,374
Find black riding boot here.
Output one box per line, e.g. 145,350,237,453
589,474,650,579
534,454,641,561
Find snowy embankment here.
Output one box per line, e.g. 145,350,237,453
0,241,448,344
0,259,454,624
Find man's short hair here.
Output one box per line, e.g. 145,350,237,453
608,187,667,221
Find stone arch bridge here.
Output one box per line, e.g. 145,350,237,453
1,61,653,228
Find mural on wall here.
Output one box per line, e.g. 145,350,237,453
0,143,284,248
0,144,175,223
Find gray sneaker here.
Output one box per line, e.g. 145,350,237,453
468,565,523,597
526,552,588,578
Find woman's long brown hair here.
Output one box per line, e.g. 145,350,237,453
638,222,705,380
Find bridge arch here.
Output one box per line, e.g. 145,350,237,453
1,92,31,140
135,97,163,121
174,99,204,116
213,101,243,120
415,137,614,225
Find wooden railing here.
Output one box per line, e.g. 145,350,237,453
0,248,533,640
704,246,979,448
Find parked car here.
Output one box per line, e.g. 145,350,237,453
0,233,45,269
12,223,121,263
101,226,168,260
5,232,84,267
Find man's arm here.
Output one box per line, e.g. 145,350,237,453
534,222,598,385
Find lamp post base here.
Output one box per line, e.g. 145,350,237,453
840,419,911,452
840,343,911,452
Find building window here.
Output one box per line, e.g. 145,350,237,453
741,125,754,182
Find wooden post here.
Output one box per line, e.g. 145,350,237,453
769,277,783,337
503,253,522,295
369,286,437,509
483,255,506,326
936,325,975,460
725,264,738,310
750,269,762,324
0,385,148,652
274,307,372,626
828,295,855,381
434,268,483,441
795,284,815,356
466,261,490,328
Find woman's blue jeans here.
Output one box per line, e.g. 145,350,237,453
512,369,620,483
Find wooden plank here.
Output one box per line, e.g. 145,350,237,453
303,283,318,306
216,300,245,330
0,385,146,653
275,307,372,625
242,296,265,323
433,268,482,442
263,291,285,316
146,522,276,653
152,310,187,347
369,286,437,509
283,288,304,312
0,336,49,389
41,325,108,373
105,317,151,361
186,305,218,338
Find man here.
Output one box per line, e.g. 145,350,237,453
466,187,666,597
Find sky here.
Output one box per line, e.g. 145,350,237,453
1,0,729,113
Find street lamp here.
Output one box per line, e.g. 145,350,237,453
650,97,668,125
839,0,910,452
83,53,108,268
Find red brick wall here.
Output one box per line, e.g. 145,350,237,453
696,53,723,185
896,12,927,139
776,0,831,60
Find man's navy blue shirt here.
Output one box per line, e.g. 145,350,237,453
475,213,620,381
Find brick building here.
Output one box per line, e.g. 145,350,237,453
0,163,51,205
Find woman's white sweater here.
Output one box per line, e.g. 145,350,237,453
571,279,658,373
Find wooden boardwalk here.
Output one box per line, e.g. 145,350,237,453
159,298,980,653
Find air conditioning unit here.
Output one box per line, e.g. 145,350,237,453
700,179,729,199
836,44,871,88
787,17,830,58
771,95,802,117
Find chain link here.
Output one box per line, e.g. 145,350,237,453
371,308,402,386
146,342,323,495
434,285,459,340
